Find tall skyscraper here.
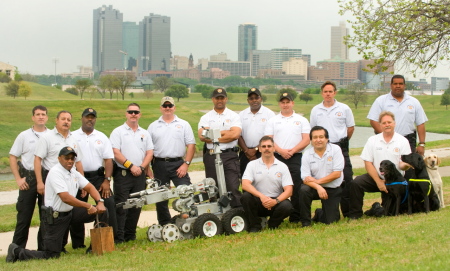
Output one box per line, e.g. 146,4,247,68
238,23,258,62
330,21,349,60
92,5,123,73
122,22,139,70
139,13,171,73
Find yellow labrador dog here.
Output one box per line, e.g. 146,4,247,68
424,154,444,208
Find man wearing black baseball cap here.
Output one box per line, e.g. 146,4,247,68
238,88,275,176
264,91,311,223
7,147,107,262
70,108,116,248
198,88,243,207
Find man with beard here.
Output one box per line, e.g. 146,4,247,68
198,88,242,207
70,108,116,248
238,88,275,175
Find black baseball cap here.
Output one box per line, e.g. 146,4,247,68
212,88,227,98
82,108,97,117
247,88,261,97
59,146,77,157
278,92,294,102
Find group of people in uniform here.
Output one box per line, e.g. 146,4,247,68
7,74,428,262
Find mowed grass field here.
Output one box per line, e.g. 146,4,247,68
1,82,450,269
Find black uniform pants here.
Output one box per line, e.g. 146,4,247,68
203,150,242,207
349,173,381,219
239,150,261,178
240,192,292,230
69,174,117,248
12,173,45,250
299,184,342,226
113,169,146,242
331,139,354,218
274,153,302,222
152,159,191,225
15,207,107,261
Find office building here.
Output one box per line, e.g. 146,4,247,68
250,50,271,76
208,61,251,76
92,5,123,73
271,48,302,70
139,13,171,73
330,21,349,60
122,22,139,70
431,77,449,94
308,59,358,86
238,23,258,62
282,58,308,77
210,52,228,61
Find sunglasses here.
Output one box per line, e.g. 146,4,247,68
260,145,273,149
127,110,140,115
162,104,174,108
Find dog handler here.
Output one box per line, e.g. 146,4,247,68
348,111,411,219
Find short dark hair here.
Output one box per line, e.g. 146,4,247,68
127,102,140,109
391,74,405,84
56,110,72,119
259,135,274,146
309,126,329,140
321,81,337,92
32,105,47,115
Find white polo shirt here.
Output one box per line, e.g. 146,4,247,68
34,128,82,170
148,115,196,158
73,128,114,172
242,157,293,197
301,143,344,188
198,107,242,150
239,105,275,148
110,123,154,169
10,127,48,170
367,92,428,136
45,163,89,212
310,100,355,143
360,132,412,178
264,112,311,152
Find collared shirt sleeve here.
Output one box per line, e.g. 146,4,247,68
264,117,275,136
367,96,384,121
301,150,312,180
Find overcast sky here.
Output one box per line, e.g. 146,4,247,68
1,0,448,82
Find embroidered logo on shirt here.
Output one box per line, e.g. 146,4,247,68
335,112,343,117
407,105,414,110
275,172,282,178
96,140,102,145
176,124,182,129
261,118,267,122
294,121,300,125
394,147,400,153
327,156,333,161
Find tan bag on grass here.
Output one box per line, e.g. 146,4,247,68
90,214,115,255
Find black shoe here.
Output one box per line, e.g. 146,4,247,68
364,202,384,217
301,223,311,228
73,245,86,249
6,243,19,263
61,248,69,254
312,208,323,223
85,246,92,254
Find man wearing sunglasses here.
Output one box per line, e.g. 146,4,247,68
148,97,196,226
7,147,107,262
241,136,293,232
110,103,154,243
198,88,242,207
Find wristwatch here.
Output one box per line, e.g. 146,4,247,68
96,199,104,204
418,142,426,147
185,161,191,165
275,198,281,204
105,177,111,181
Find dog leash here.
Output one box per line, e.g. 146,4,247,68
385,180,409,204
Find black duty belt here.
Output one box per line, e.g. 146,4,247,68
154,157,183,162
53,210,72,218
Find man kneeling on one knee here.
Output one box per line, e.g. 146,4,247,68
241,136,293,232
300,126,344,227
7,147,108,263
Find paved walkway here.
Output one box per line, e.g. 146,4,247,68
1,148,449,256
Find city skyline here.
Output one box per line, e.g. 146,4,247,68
1,0,449,82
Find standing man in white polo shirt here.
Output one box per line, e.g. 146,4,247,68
110,103,153,243
264,92,311,223
367,74,428,156
349,111,411,219
241,136,293,232
300,126,344,227
198,88,242,207
148,97,196,225
70,108,116,248
310,81,355,217
238,87,275,176
9,105,49,250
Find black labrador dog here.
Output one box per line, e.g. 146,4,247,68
401,153,440,213
379,160,409,216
